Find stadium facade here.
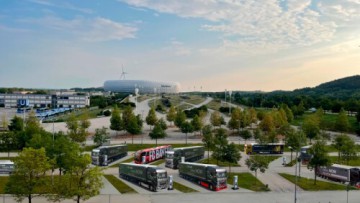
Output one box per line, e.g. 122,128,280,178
104,80,180,94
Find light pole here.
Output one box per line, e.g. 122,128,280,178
294,149,298,203
229,90,232,115
346,181,350,203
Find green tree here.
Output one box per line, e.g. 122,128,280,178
285,129,307,162
210,111,222,128
281,104,294,122
66,113,90,143
52,154,103,203
227,108,240,132
1,113,8,130
333,134,357,164
245,155,269,178
8,116,24,132
126,113,142,144
259,114,274,133
53,134,82,175
202,125,214,163
248,108,258,124
240,129,252,144
335,108,350,132
307,139,330,185
93,127,110,146
110,106,123,135
222,143,241,173
297,101,305,116
191,115,203,135
146,108,158,130
166,106,177,126
149,122,167,146
0,132,18,157
302,115,320,143
121,105,134,130
5,147,51,203
157,118,167,130
174,110,186,128
212,128,228,165
180,121,193,145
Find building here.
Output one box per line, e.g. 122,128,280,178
0,93,90,108
104,80,180,94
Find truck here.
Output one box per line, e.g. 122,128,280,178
91,144,127,166
0,160,14,174
244,143,284,154
119,163,168,191
165,146,204,169
178,162,227,191
317,164,360,186
134,145,172,164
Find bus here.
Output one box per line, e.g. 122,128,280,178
0,160,15,174
244,143,285,154
134,145,172,164
300,145,312,165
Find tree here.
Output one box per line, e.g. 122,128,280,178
307,139,330,185
191,115,203,135
1,113,8,130
0,132,18,157
281,104,294,122
174,110,186,128
110,106,123,135
8,116,24,132
146,108,158,130
259,114,275,133
210,111,222,128
166,106,177,126
222,143,241,173
52,154,103,203
240,129,252,144
202,125,214,163
227,108,241,132
245,155,269,178
212,128,228,165
149,122,167,146
6,148,51,203
333,134,357,164
66,113,90,143
126,113,142,144
157,118,167,130
180,121,193,145
335,108,350,132
285,129,307,162
121,105,134,130
302,115,320,143
93,127,110,146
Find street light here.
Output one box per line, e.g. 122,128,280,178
229,90,232,115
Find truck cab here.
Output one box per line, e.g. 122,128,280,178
165,151,175,168
154,169,168,191
91,149,101,165
207,168,227,191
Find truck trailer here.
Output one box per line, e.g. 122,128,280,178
134,145,172,164
178,162,227,191
119,163,168,191
91,144,128,166
317,164,360,186
165,146,204,169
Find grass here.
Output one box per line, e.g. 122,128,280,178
206,99,221,111
279,173,356,191
198,157,240,167
329,156,360,166
43,107,102,123
291,112,358,133
0,157,15,160
84,143,202,152
109,157,134,168
104,175,137,194
227,172,270,191
150,159,165,165
173,181,198,193
0,177,9,194
285,159,297,167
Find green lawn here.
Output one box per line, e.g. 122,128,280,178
0,157,15,160
150,159,165,165
227,173,269,191
198,157,240,167
279,173,356,191
173,181,198,193
247,155,281,165
0,177,9,194
206,100,221,111
84,143,202,152
329,156,360,166
109,157,134,168
104,175,137,194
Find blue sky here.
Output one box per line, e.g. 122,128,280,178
1,0,359,92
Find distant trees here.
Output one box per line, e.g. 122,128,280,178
149,121,167,146
110,106,123,135
202,125,214,163
66,112,90,143
146,108,158,130
245,155,269,178
166,106,176,126
93,127,110,146
333,134,357,164
307,139,330,185
180,121,193,145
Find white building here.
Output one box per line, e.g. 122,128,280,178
104,80,181,94
0,93,90,108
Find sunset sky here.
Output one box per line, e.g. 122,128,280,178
1,0,359,92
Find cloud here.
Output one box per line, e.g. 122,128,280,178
28,0,93,14
19,16,138,41
119,0,359,53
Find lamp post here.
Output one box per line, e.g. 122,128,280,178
294,149,298,203
346,181,350,203
229,90,232,115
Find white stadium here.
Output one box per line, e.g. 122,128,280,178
103,80,181,94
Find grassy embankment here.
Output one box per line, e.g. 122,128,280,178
279,173,357,191
173,182,198,193
227,172,270,191
103,175,137,194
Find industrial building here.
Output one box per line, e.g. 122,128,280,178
103,80,180,94
0,93,90,108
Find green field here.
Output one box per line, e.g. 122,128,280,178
173,181,198,193
279,173,356,191
329,156,360,166
109,157,134,168
104,175,137,194
227,172,269,191
0,177,9,194
198,157,240,167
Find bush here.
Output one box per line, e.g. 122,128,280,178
103,110,111,116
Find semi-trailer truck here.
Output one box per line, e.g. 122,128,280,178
178,162,227,191
119,163,168,191
165,146,204,169
317,164,360,186
134,145,172,164
91,144,128,166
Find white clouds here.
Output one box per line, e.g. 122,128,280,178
20,16,138,41
28,0,93,14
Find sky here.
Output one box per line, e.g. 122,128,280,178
0,0,360,92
